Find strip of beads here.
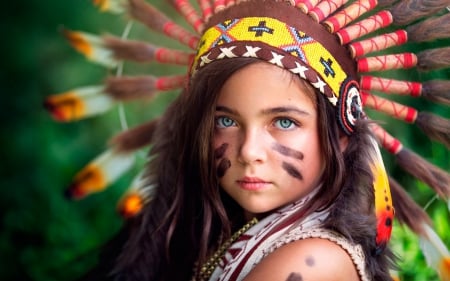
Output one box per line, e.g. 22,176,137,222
197,217,258,280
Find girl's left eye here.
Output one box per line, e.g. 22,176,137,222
216,116,236,128
274,118,296,129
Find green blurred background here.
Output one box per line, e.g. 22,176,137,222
1,1,449,280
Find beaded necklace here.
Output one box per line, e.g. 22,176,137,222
196,217,258,281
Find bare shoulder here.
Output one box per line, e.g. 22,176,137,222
243,238,361,281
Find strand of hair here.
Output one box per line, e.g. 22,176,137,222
388,176,432,237
390,0,450,26
407,13,450,43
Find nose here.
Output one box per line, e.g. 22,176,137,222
238,128,267,165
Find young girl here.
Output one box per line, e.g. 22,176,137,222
46,0,450,280
110,56,391,280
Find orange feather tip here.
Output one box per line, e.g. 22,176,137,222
65,150,135,200
117,173,155,218
92,0,126,14
62,29,118,68
44,86,114,122
117,193,144,218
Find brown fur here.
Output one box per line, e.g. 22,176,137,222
389,177,432,236
105,76,158,100
110,119,159,153
416,112,450,148
128,0,168,31
422,80,450,106
407,13,450,42
390,0,450,26
396,148,450,199
417,47,450,71
104,36,157,62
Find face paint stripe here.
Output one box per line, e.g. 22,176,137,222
282,162,303,180
286,272,303,281
215,143,229,159
305,256,315,267
273,143,304,160
217,158,231,178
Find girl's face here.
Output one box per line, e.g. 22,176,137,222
214,62,324,219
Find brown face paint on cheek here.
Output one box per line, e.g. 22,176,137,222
214,143,229,159
217,158,231,178
272,143,304,160
282,162,303,180
214,143,231,178
286,272,303,281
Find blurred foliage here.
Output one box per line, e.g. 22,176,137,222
1,1,449,281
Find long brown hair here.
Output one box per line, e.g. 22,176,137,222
112,58,393,280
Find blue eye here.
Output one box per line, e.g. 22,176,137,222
275,118,295,129
216,116,236,128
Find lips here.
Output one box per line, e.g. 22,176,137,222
237,177,270,191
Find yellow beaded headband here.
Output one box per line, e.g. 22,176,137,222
192,12,362,134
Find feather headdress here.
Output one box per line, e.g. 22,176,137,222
46,0,450,279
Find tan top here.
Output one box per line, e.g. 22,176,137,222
263,228,369,281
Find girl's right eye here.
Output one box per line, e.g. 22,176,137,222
215,116,236,128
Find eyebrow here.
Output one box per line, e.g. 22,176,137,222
261,106,310,116
215,105,310,116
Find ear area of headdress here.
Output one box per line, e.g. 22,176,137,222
337,78,363,135
369,136,394,253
